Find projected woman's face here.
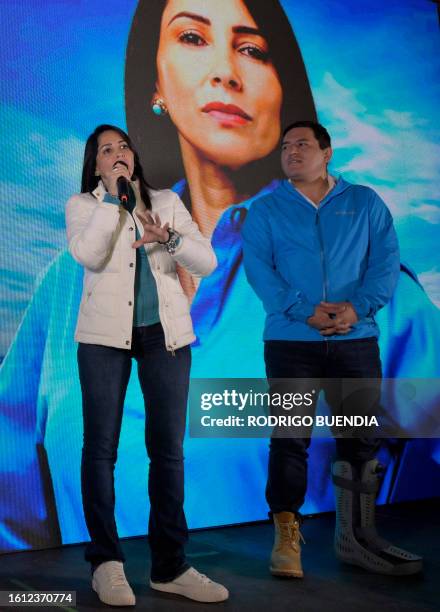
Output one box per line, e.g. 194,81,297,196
155,0,283,169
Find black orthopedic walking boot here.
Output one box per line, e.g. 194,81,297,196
332,459,423,575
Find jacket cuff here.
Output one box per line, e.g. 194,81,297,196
286,299,315,323
350,297,370,319
170,236,217,277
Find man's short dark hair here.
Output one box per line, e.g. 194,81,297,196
282,121,331,150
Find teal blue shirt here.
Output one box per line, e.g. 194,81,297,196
103,190,160,327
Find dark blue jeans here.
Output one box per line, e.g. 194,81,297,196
264,338,382,514
77,323,190,582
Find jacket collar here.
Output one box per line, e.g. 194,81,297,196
91,180,107,202
280,175,352,210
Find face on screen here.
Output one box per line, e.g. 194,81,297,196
281,127,332,182
155,0,283,169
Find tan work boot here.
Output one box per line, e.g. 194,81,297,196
270,511,305,578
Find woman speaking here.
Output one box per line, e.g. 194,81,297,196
65,124,228,606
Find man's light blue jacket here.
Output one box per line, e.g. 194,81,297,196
242,177,400,341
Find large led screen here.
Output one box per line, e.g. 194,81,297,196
0,0,439,553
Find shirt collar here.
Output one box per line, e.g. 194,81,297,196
92,179,146,213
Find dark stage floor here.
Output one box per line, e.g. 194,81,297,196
1,499,439,612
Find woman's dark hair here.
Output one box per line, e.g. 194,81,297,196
81,124,152,209
282,120,331,149
125,0,317,191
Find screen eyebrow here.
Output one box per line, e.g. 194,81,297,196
168,12,211,27
232,25,264,37
167,13,264,38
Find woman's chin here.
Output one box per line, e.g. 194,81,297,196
198,145,271,170
179,130,276,170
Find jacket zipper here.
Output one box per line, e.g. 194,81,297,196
315,212,328,302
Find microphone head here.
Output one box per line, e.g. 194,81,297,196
116,175,130,202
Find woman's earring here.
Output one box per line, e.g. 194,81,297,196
151,96,168,116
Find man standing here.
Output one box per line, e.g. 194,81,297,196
242,121,422,577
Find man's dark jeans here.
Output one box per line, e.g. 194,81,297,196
77,323,191,582
264,337,382,514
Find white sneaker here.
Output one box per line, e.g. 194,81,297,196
150,566,229,603
92,561,136,607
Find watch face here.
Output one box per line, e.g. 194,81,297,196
165,231,181,254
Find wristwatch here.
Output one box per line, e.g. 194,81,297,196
159,228,182,255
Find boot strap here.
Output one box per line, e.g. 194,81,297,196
332,474,379,493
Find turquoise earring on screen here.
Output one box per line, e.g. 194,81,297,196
152,97,168,116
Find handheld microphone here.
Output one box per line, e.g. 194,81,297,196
117,176,129,204
113,161,129,203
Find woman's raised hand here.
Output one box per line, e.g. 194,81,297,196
132,211,170,248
